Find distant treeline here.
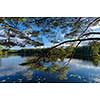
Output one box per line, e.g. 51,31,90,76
18,44,100,66
1,42,100,60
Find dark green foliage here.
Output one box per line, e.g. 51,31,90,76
74,46,91,59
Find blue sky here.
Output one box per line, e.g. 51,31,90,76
0,22,100,49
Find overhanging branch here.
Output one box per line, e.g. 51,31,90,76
50,37,100,50
82,32,100,37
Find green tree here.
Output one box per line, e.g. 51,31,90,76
0,17,100,65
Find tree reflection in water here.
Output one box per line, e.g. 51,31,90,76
21,56,71,81
20,49,100,82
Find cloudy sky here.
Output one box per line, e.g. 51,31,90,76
0,23,100,49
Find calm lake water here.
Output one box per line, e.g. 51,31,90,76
0,55,100,83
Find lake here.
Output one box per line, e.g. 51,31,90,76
0,55,100,83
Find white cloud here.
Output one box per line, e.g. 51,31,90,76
90,25,100,32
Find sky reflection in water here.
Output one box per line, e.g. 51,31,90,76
0,56,100,83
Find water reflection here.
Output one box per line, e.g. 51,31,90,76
0,55,99,82
23,69,33,81
0,56,28,77
21,56,100,82
23,63,70,81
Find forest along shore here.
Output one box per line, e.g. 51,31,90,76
0,41,100,66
